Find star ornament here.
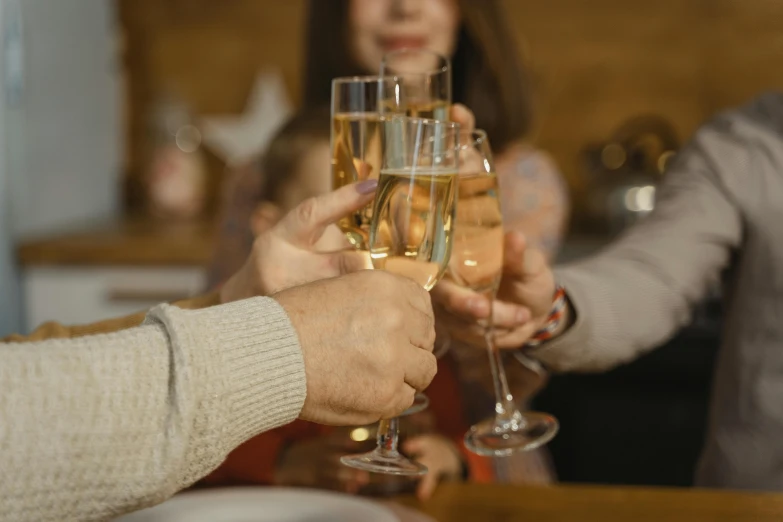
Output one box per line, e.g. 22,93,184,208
200,69,293,168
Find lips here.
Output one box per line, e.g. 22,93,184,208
381,36,427,51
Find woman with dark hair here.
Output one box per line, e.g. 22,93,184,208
210,0,568,286
303,0,534,155
206,0,568,496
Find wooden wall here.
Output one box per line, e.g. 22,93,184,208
119,0,783,213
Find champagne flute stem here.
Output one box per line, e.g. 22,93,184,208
484,312,525,428
376,417,401,456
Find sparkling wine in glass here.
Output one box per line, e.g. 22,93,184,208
450,130,559,456
331,76,403,250
380,49,451,122
332,75,437,415
341,117,461,476
381,49,454,404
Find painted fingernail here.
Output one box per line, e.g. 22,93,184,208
355,179,378,194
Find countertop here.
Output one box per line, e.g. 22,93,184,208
16,218,217,267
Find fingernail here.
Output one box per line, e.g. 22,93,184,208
355,179,378,194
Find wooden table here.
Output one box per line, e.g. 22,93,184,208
394,483,783,521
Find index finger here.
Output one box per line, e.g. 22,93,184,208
430,278,491,319
277,180,377,249
406,300,436,354
403,346,437,392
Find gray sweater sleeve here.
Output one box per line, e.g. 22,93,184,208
531,116,745,372
0,297,305,522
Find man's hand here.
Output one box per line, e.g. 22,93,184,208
220,180,377,303
432,232,564,349
274,270,437,426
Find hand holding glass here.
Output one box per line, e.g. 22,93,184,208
447,130,559,456
340,117,461,476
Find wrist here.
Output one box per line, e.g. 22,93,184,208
524,285,570,348
549,294,574,338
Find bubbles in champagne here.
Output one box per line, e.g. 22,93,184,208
370,167,458,290
331,112,383,250
447,172,504,295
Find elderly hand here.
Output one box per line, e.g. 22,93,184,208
274,270,437,426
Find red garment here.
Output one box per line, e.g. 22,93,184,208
200,354,493,485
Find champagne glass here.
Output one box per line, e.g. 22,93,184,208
332,75,433,414
450,130,559,456
341,116,461,476
331,76,404,250
381,49,453,403
380,49,451,121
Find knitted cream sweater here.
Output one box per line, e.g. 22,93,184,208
0,296,306,521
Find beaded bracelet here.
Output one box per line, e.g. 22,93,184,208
523,285,567,349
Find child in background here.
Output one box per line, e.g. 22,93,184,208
200,108,489,499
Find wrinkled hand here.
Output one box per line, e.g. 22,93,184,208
220,181,376,303
274,270,437,426
403,435,463,500
431,232,557,350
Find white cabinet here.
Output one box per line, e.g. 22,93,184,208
22,266,207,331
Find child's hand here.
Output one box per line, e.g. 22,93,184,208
403,435,464,500
274,437,370,494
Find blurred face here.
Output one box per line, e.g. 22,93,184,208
349,0,460,74
278,141,332,213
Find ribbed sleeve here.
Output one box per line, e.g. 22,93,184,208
0,296,305,521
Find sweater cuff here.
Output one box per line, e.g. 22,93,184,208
147,297,306,451
524,268,600,372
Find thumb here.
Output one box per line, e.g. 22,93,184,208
277,180,377,249
503,232,547,281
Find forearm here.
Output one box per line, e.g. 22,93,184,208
0,297,305,521
2,293,220,343
528,132,743,372
530,257,698,372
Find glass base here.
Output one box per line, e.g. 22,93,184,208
401,392,430,416
341,450,428,476
464,411,559,457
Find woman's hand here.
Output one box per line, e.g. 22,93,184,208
403,435,464,500
220,180,376,303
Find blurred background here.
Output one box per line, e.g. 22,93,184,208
1,0,781,490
